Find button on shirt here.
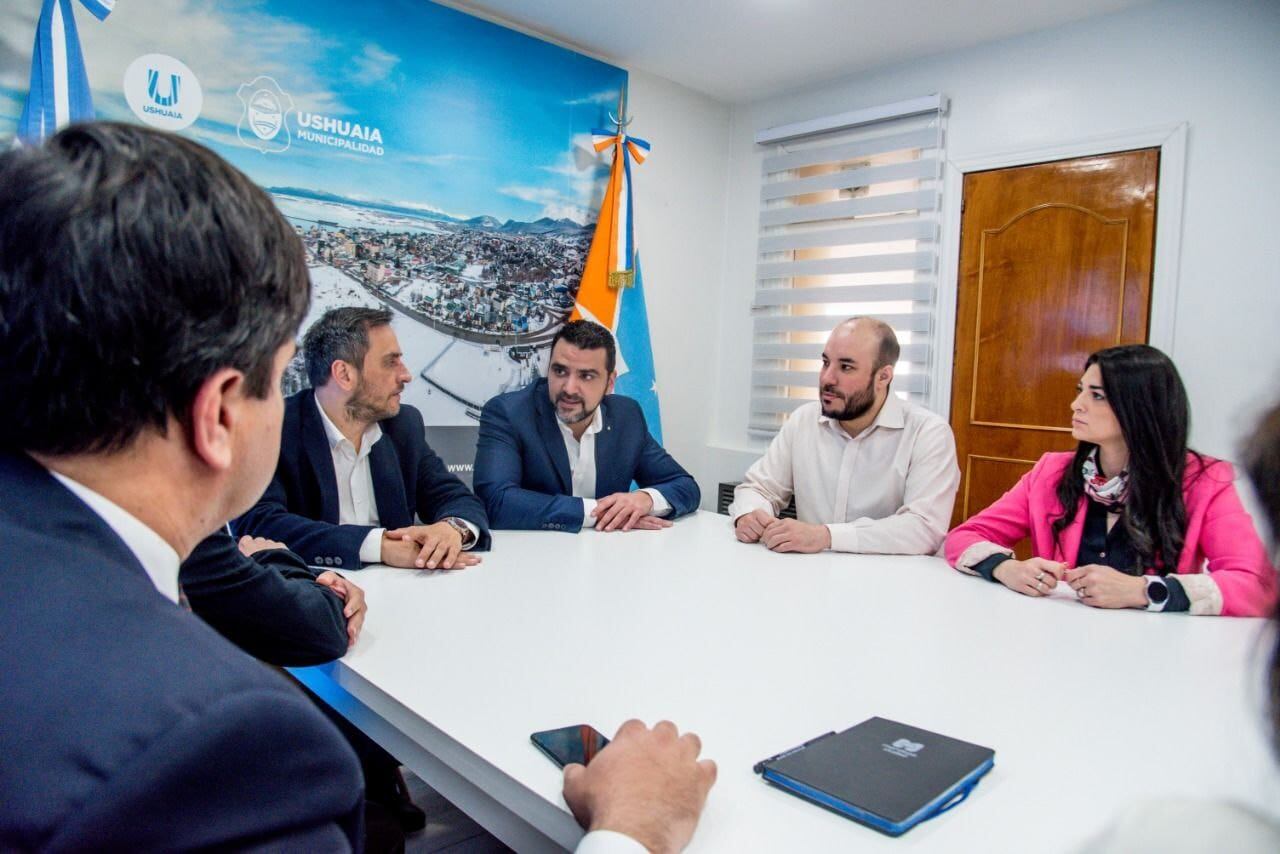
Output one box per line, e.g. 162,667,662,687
558,403,671,527
49,470,181,603
728,395,959,555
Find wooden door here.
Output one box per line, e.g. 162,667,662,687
950,149,1159,526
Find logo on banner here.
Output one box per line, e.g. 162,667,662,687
296,112,385,157
123,54,202,131
236,76,294,154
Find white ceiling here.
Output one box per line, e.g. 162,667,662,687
452,0,1153,103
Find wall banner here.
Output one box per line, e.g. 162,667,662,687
1,0,627,484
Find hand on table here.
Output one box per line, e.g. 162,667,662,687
563,719,717,854
314,571,367,646
382,523,482,570
1066,564,1148,609
992,557,1067,597
760,518,830,553
237,535,287,557
733,509,775,544
593,491,671,532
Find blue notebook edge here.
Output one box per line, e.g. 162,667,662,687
759,755,995,836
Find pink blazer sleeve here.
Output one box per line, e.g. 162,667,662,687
1189,466,1277,617
945,459,1040,567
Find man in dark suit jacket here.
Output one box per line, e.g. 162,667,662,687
475,320,700,532
181,529,364,666
237,307,491,570
0,123,362,850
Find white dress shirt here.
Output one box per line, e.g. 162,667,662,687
49,470,181,603
558,402,671,527
315,398,476,563
728,395,959,555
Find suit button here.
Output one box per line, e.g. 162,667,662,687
325,557,334,566
334,557,343,566
314,556,323,564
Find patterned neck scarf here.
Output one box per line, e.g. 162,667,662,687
1082,448,1129,506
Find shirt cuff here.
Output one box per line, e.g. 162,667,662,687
641,487,672,517
972,553,1013,582
575,829,649,854
826,522,856,553
359,528,385,564
582,497,598,528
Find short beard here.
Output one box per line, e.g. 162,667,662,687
554,394,598,426
345,377,397,424
822,373,877,421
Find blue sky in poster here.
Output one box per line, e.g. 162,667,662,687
0,0,626,224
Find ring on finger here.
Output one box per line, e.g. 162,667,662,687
1076,587,1087,599
1035,571,1045,582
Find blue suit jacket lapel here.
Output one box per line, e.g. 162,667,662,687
593,400,618,497
369,436,412,529
300,392,342,524
534,388,572,494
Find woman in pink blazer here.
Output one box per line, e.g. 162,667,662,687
946,345,1275,617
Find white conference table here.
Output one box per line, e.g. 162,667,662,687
293,510,1280,852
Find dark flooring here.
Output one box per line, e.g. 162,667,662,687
401,769,514,854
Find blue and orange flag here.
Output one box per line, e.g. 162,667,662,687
570,121,664,442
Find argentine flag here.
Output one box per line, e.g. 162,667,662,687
18,0,114,143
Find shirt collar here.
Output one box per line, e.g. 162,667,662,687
48,470,181,604
816,391,907,435
315,394,382,458
557,401,605,442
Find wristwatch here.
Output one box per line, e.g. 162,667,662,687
1144,576,1169,612
442,516,476,548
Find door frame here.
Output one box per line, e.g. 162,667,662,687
930,122,1188,419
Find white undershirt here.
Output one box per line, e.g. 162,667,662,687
49,470,181,603
556,403,670,527
315,397,477,562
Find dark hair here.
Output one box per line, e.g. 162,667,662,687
1242,400,1280,752
551,319,616,374
0,122,310,455
1051,345,1198,572
845,316,901,372
302,307,394,388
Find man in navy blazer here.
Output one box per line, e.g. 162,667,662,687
237,307,491,570
0,124,362,849
475,320,700,531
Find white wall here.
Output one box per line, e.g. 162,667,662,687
622,70,731,501
701,0,1280,498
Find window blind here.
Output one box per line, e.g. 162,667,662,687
749,96,947,434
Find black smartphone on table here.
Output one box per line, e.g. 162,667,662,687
531,724,610,768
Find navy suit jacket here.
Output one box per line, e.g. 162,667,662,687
0,452,364,851
474,378,700,531
181,530,349,667
236,388,491,567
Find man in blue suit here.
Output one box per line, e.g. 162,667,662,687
475,320,700,531
1,122,717,854
237,307,491,570
0,123,363,849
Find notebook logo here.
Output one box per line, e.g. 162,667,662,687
882,738,924,758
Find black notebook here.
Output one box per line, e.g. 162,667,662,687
753,717,994,836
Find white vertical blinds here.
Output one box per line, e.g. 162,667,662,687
750,96,947,434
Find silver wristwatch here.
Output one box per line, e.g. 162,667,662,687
442,516,476,548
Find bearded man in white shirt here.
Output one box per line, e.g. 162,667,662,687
730,317,960,555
